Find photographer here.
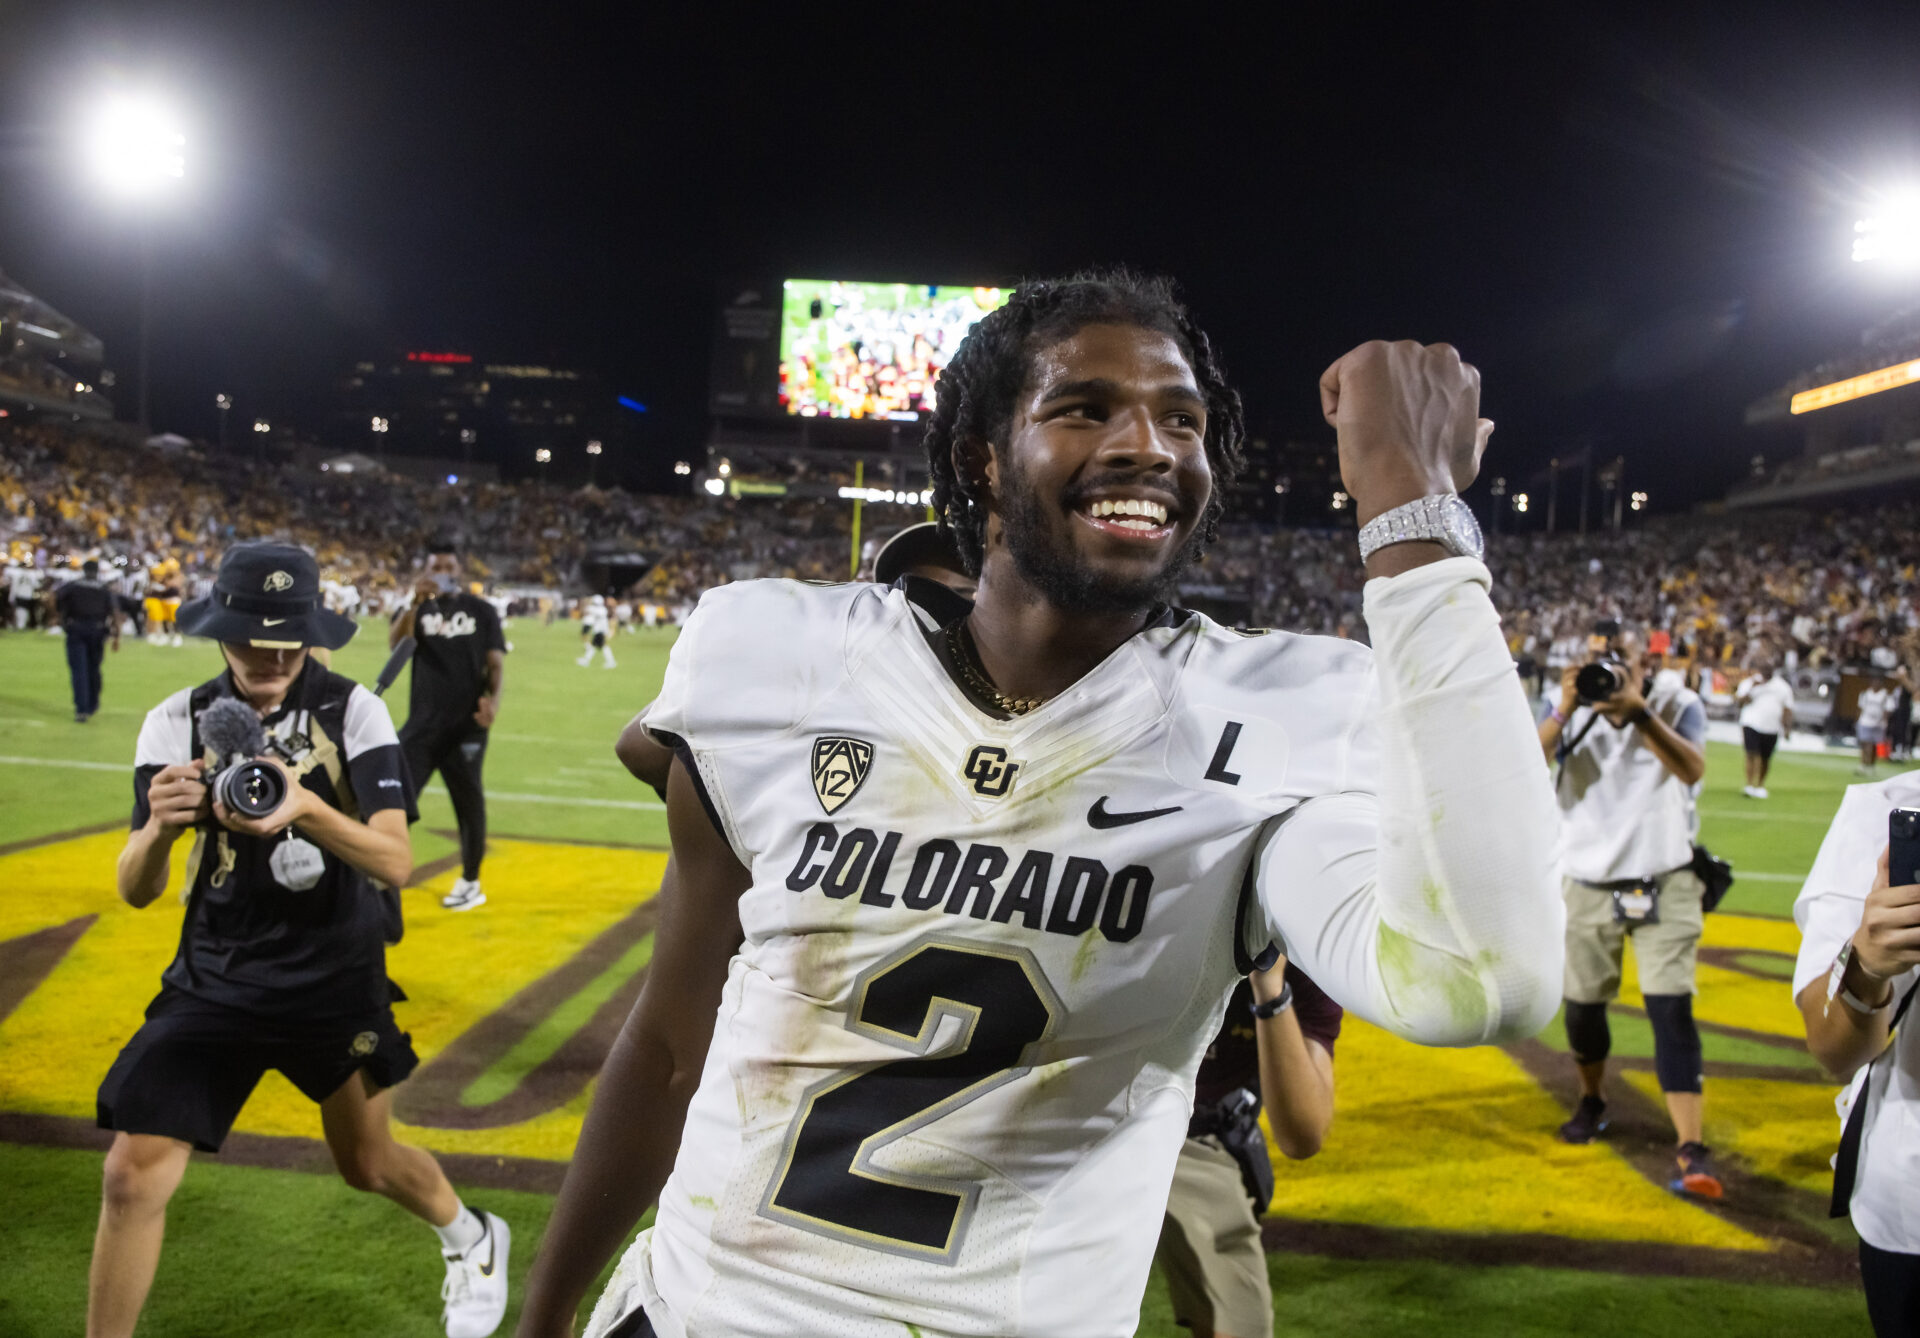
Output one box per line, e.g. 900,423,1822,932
1155,957,1340,1338
1539,620,1720,1197
1793,772,1920,1336
88,543,510,1338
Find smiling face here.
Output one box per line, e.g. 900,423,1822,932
977,323,1212,614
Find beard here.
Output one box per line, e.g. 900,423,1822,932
995,460,1207,615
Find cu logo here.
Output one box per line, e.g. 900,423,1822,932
263,570,295,592
962,745,1020,799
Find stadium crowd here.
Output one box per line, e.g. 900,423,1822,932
7,416,1920,695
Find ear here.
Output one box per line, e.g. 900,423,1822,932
954,433,996,502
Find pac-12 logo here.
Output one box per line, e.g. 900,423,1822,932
811,737,873,815
963,744,1020,798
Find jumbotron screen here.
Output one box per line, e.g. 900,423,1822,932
778,279,1010,420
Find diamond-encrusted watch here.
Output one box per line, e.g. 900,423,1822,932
1356,493,1485,563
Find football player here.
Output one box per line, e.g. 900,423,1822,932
519,271,1564,1338
579,595,616,669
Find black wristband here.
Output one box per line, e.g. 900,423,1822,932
1250,981,1294,1020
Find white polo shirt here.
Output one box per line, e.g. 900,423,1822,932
1792,773,1920,1255
1736,674,1793,736
1858,687,1894,732
1555,681,1706,884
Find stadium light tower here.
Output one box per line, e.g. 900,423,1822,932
82,92,187,435
1853,191,1920,268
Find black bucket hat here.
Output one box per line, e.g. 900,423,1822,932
873,522,967,586
177,542,359,650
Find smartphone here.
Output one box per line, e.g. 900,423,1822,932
1891,809,1920,887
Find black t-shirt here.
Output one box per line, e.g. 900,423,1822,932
402,592,506,729
1193,966,1344,1108
131,661,414,1018
55,578,115,629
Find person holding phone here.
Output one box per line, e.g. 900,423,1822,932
1795,782,1920,1336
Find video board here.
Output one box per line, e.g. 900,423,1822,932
778,279,1009,421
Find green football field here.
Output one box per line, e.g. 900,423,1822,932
0,618,1894,1336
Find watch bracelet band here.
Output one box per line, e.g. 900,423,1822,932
1357,493,1463,562
1829,941,1894,1015
1251,980,1294,1019
1840,984,1893,1015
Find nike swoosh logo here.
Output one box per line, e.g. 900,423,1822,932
1088,796,1184,828
477,1221,496,1277
261,618,286,626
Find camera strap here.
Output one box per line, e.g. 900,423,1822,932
1555,709,1604,775
1832,978,1918,1219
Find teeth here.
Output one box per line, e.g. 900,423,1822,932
1088,498,1169,524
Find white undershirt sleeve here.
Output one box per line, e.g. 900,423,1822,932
1256,556,1565,1046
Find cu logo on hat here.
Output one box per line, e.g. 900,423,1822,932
263,570,295,592
349,1031,378,1057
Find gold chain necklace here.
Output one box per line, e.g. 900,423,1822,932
946,620,1044,716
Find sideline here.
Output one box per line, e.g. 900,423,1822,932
0,755,664,812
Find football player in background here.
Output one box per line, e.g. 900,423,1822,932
578,594,616,669
518,271,1564,1338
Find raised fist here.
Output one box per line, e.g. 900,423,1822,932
1318,340,1493,525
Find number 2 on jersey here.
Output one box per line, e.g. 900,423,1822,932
760,939,1061,1261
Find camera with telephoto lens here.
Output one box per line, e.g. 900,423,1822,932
1575,658,1630,704
196,698,291,820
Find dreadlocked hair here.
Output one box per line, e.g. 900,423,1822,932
923,267,1246,578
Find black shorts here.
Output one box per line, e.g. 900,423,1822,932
1742,726,1778,761
96,987,419,1152
591,631,607,648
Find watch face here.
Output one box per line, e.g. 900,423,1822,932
1444,496,1486,560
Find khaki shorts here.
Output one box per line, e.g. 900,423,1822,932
1156,1135,1272,1338
1562,866,1705,1003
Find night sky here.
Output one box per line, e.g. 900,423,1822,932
3,3,1919,508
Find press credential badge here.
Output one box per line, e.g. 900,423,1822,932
271,834,326,891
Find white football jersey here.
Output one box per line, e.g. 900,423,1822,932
590,577,1387,1338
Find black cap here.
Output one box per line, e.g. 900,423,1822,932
176,542,358,650
873,522,966,586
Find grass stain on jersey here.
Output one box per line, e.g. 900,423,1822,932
689,1195,717,1211
1375,923,1490,1038
1070,925,1101,982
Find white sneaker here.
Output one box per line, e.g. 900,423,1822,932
603,657,617,669
1753,786,1768,799
441,878,486,912
440,1209,510,1338
576,654,591,666
170,633,183,646
1742,785,1759,798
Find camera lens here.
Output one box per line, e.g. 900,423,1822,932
218,760,288,819
1575,661,1621,703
